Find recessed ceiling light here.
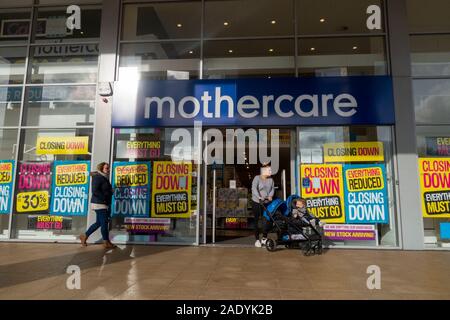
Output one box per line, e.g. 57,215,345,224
223,22,229,26
352,46,358,50
310,47,316,51
177,23,182,28
319,18,325,23
271,20,276,24
228,49,233,53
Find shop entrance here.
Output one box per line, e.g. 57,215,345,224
201,128,293,245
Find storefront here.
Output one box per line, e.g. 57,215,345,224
0,0,449,250
107,76,400,248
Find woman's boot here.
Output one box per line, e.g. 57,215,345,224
103,240,117,249
80,234,88,247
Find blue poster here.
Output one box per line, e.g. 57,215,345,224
50,161,90,216
0,160,14,214
111,162,151,217
440,223,450,240
343,164,389,224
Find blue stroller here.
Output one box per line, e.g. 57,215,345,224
261,195,323,255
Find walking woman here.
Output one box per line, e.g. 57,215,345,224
80,162,116,249
251,163,275,247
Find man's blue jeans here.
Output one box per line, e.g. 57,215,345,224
85,209,110,241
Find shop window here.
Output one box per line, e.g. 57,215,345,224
203,39,295,79
10,128,93,240
0,129,18,239
416,126,450,248
407,0,450,33
121,2,201,41
33,6,102,43
204,0,294,38
110,128,198,245
413,79,450,125
27,45,99,84
0,86,22,126
0,8,31,45
297,37,387,77
22,85,96,127
297,0,384,35
119,42,200,80
410,35,450,77
0,46,27,84
297,126,398,248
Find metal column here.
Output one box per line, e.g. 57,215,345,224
386,0,424,250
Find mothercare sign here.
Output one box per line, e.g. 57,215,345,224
112,77,395,127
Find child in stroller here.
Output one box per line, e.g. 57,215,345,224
262,195,323,255
290,198,325,229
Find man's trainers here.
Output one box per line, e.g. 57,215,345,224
254,240,261,247
261,238,267,246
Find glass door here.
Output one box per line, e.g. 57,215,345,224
200,128,293,245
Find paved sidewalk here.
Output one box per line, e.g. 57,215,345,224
0,243,449,300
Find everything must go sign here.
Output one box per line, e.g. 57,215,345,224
419,158,450,218
112,76,395,127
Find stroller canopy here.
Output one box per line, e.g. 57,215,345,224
262,198,287,221
285,194,301,216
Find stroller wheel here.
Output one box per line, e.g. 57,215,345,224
316,242,323,255
303,242,312,256
266,239,276,252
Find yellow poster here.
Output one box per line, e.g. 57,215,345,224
323,142,384,163
0,162,13,184
36,136,89,155
55,163,89,186
300,164,345,223
16,190,49,212
418,158,450,218
151,161,192,218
